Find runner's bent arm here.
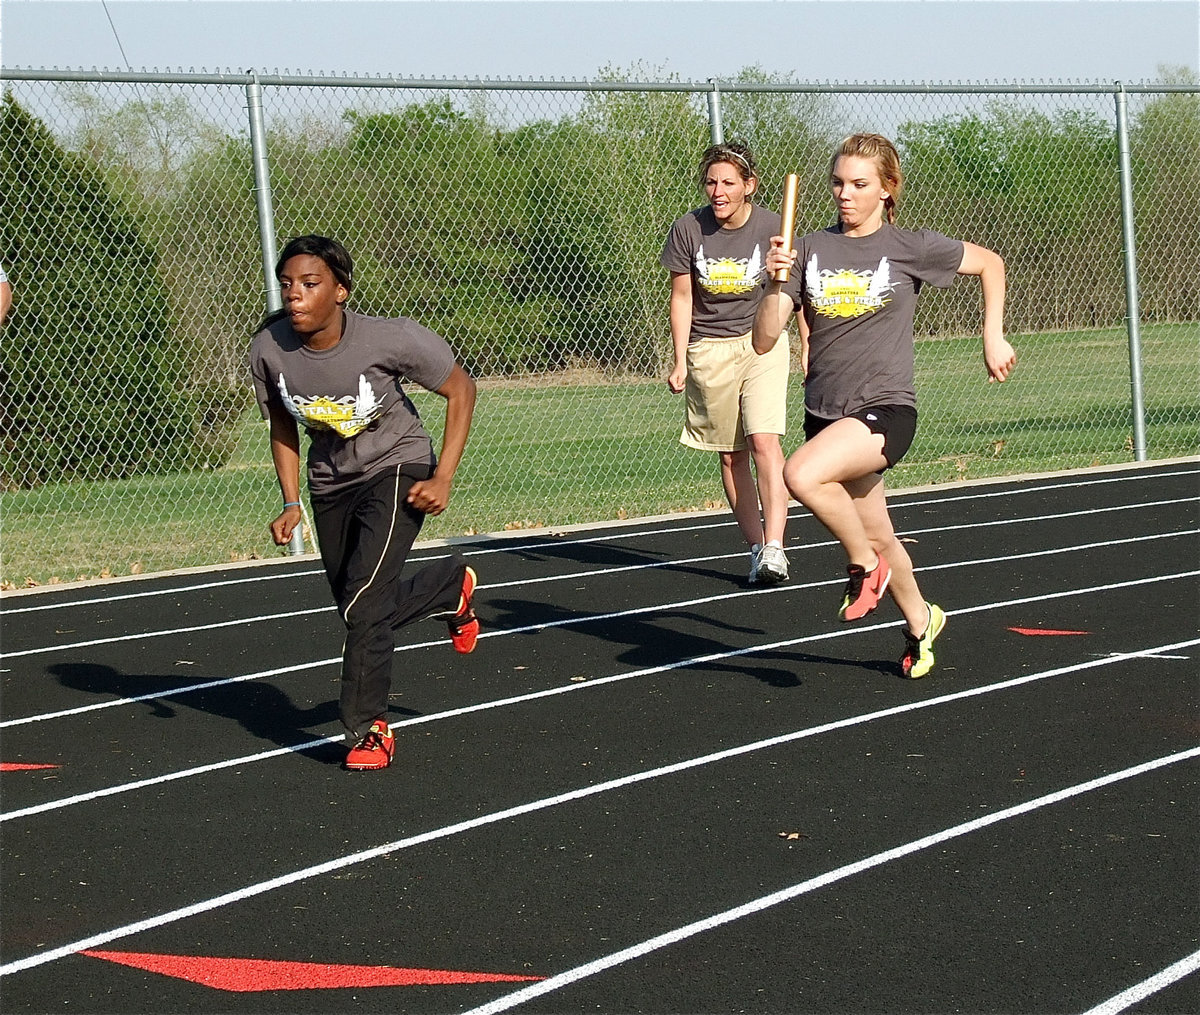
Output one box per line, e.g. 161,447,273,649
407,363,477,516
957,241,1015,383
753,236,797,356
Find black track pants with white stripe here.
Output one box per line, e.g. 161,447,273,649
312,464,466,742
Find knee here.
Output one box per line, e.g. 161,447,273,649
871,529,902,559
342,612,383,641
747,433,784,467
340,594,391,636
719,449,750,474
783,457,817,501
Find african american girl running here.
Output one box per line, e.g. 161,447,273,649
251,235,479,771
753,133,1016,678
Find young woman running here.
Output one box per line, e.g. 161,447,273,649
662,141,792,585
753,133,1015,677
250,235,478,770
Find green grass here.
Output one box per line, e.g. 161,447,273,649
2,322,1196,587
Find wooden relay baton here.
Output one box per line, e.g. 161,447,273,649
772,173,799,282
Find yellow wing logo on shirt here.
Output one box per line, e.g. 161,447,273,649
694,243,765,295
277,373,386,438
805,255,895,319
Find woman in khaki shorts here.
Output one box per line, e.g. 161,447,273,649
662,141,792,584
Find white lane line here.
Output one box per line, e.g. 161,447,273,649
2,581,1195,827
451,469,1198,565
460,746,1200,1015
2,606,335,659
1,540,1196,731
302,535,1200,654
1079,948,1200,1014
4,513,1194,658
485,512,1198,591
0,569,326,615
5,467,1195,615
5,630,1197,822
0,737,341,822
2,726,1194,981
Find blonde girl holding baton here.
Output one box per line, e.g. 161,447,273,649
754,134,1015,677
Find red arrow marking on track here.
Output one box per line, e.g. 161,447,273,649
81,950,545,991
1008,627,1090,636
0,763,59,771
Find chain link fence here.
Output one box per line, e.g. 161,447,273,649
2,70,1197,587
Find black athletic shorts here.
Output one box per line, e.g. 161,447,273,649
803,404,918,471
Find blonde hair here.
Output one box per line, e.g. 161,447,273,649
830,133,904,224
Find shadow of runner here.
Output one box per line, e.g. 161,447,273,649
44,662,418,766
485,597,893,689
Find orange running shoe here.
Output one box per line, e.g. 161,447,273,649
839,556,891,621
448,566,479,654
344,719,395,771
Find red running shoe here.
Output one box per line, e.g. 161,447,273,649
839,555,891,621
344,719,395,771
448,566,479,654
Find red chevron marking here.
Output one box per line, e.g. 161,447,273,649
82,950,544,992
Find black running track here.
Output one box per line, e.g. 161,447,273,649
2,461,1197,1015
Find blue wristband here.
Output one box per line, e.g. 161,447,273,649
282,501,301,508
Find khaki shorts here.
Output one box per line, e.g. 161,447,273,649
680,330,789,452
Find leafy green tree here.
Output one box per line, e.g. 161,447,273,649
899,104,1121,334
260,96,548,375
719,67,842,233
0,94,196,487
62,85,258,460
509,67,707,374
64,84,227,206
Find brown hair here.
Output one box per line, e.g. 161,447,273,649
830,133,904,224
697,141,758,190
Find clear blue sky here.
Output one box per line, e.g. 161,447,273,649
2,1,1197,83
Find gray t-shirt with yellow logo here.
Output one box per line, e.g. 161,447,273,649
782,223,963,418
250,309,455,494
661,203,782,340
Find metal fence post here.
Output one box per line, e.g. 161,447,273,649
707,80,723,145
246,71,305,553
246,72,281,315
1115,82,1148,462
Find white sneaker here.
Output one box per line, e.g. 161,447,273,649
756,544,789,583
747,544,762,585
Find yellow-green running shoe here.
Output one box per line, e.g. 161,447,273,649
900,602,946,679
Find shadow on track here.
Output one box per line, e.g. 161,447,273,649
486,597,898,688
44,662,389,765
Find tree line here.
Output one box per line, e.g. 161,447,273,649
1,70,1196,488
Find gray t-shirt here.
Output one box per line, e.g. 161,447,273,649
661,204,782,340
783,223,963,417
250,309,455,494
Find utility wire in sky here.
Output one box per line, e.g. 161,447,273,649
99,0,170,174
